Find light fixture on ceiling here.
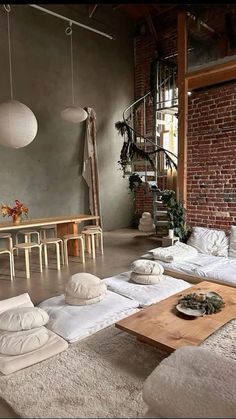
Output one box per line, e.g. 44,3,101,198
0,4,38,149
61,22,88,123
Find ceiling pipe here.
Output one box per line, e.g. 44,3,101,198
29,4,114,40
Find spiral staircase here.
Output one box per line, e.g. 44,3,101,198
122,60,179,236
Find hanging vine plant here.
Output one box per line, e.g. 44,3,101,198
115,120,177,177
116,121,155,176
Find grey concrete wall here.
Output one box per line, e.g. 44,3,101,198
0,5,134,230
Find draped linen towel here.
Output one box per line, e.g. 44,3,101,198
82,107,102,227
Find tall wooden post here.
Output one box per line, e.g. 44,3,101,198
177,11,188,206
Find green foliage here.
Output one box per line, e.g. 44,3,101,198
115,121,155,177
128,173,143,192
178,292,225,315
161,189,191,242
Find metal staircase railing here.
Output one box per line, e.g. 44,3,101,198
121,61,178,183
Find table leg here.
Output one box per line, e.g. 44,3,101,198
57,222,79,256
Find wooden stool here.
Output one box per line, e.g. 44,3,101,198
40,225,57,240
41,238,64,271
0,232,15,277
15,242,42,279
15,230,40,256
82,229,104,259
83,225,102,247
63,234,85,265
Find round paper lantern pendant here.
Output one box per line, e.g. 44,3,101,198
61,23,88,124
61,105,88,123
0,100,38,149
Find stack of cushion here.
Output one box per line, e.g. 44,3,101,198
130,259,164,284
65,273,107,305
0,307,49,356
138,212,155,233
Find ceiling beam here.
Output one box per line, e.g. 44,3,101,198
187,58,236,90
144,5,158,44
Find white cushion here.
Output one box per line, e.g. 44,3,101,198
0,329,68,375
65,293,106,306
0,307,49,332
39,291,139,343
130,272,164,285
65,273,107,302
131,259,164,275
105,272,191,307
0,326,49,355
139,219,153,226
187,226,229,257
0,293,34,314
229,225,236,258
143,346,236,418
142,212,152,219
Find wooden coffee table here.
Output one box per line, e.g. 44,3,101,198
116,281,236,353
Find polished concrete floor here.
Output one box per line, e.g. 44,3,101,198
0,228,161,418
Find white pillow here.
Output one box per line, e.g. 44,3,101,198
0,326,49,355
0,307,49,332
130,272,164,285
65,294,106,306
65,273,107,304
229,225,236,258
0,293,34,314
187,227,229,257
131,260,164,275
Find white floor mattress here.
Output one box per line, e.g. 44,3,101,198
39,290,139,343
104,271,191,307
141,253,236,287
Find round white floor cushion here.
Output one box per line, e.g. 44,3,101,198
0,327,49,355
65,294,106,306
65,273,107,305
0,307,49,332
130,272,164,285
131,259,164,275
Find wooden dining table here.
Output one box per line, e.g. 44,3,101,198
0,214,100,256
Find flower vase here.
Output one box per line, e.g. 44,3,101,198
12,215,21,225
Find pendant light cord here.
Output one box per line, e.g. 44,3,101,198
66,22,75,105
4,4,13,100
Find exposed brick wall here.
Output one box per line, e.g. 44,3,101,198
187,82,236,232
134,24,236,231
135,184,153,216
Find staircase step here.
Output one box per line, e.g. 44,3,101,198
135,171,155,176
154,210,167,216
155,220,169,226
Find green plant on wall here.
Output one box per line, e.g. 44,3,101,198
161,189,191,242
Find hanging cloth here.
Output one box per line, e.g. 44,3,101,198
82,107,103,228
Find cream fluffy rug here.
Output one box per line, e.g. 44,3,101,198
0,321,236,419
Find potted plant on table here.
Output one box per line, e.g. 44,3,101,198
1,200,29,224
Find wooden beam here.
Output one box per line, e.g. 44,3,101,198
144,5,159,44
89,4,98,18
177,11,188,207
187,58,236,90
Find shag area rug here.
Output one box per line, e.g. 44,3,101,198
0,321,236,419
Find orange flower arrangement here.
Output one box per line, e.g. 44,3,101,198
1,200,28,222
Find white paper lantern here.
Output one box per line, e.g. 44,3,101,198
61,106,88,123
0,100,38,149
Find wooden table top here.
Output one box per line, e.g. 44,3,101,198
0,214,99,231
116,281,236,353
